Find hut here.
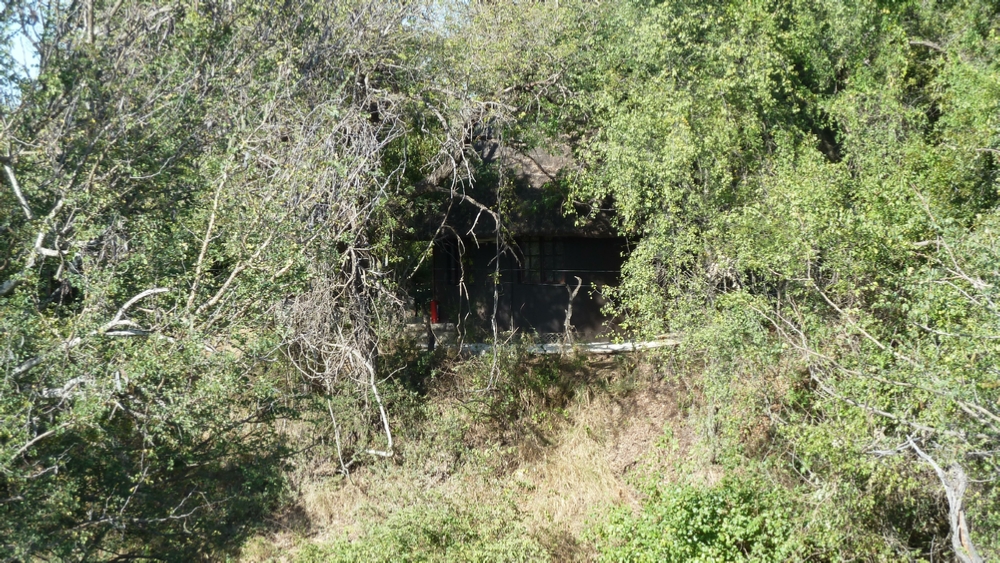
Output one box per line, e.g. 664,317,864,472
409,145,628,342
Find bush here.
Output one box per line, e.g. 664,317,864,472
297,497,548,563
589,478,800,563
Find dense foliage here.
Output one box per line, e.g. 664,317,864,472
297,499,548,563
2,0,998,560
0,0,562,557
563,0,1000,560
590,478,801,562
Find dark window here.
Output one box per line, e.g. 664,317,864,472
446,238,461,285
521,238,564,284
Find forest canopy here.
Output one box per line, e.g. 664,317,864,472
1,0,998,560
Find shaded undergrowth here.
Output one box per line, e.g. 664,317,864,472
238,345,705,562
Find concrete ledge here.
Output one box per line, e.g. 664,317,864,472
411,335,681,355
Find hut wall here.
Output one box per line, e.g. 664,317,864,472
432,237,627,339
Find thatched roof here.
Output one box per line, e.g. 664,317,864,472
408,143,617,240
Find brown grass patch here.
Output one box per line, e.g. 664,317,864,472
238,354,720,562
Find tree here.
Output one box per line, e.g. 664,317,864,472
562,0,1000,558
0,0,600,556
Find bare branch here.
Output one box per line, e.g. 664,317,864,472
3,197,71,297
907,438,984,563
749,304,981,441
0,278,21,297
11,356,45,378
101,288,170,332
914,322,1000,340
10,422,72,461
2,161,33,220
186,179,224,315
909,39,946,53
432,186,501,234
812,281,919,366
564,275,582,347
12,288,171,379
326,397,355,483
195,231,274,318
328,344,393,458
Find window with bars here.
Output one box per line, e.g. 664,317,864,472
521,238,565,284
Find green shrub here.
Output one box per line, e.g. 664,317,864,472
589,478,800,563
297,498,548,563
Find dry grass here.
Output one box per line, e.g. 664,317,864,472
238,354,722,562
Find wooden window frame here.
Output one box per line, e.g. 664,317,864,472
520,237,565,285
